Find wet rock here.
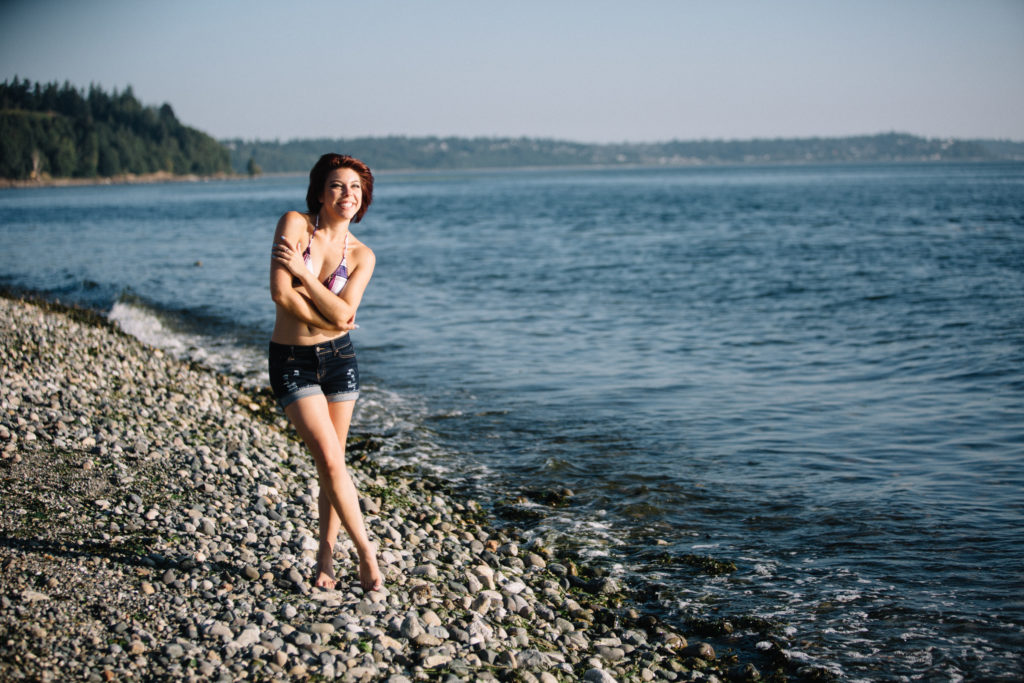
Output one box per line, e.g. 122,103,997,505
684,641,717,661
729,663,762,681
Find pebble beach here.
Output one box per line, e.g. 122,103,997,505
0,293,809,682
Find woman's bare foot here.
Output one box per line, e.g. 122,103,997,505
314,547,337,590
358,551,383,592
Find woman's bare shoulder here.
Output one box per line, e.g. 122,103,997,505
279,210,313,226
350,236,376,268
276,211,314,236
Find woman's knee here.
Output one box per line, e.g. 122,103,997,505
315,449,348,479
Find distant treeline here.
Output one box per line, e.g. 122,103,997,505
0,78,230,180
3,77,1021,182
227,133,1024,175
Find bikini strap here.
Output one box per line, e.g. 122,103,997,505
303,215,319,258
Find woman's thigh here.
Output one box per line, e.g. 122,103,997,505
285,395,343,462
328,400,357,449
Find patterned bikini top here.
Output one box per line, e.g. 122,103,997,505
302,217,349,295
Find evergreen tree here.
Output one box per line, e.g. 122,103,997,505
0,77,230,180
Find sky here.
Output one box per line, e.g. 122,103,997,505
2,0,1022,144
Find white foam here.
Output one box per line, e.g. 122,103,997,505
109,300,191,356
108,300,266,385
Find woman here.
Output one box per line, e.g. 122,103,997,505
268,153,382,591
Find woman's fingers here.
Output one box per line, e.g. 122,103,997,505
273,238,292,261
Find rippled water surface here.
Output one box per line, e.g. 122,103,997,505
2,163,1023,679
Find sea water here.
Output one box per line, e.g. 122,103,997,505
2,163,1022,679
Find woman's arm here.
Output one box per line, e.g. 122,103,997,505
269,212,347,331
286,239,375,328
271,211,375,329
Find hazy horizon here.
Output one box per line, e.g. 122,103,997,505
3,0,1023,144
215,131,1022,145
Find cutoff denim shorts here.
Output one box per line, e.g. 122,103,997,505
268,333,360,408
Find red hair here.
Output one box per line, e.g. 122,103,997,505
306,153,374,223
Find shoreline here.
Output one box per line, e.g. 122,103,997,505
0,292,820,682
5,157,1020,191
0,171,244,190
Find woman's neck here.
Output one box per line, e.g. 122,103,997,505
315,211,351,236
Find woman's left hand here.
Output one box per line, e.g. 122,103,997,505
272,236,307,278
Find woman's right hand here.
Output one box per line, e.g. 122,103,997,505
272,236,307,279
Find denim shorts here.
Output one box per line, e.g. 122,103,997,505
268,334,360,408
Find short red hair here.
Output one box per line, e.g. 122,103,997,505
306,153,374,223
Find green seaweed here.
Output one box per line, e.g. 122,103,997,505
652,551,738,575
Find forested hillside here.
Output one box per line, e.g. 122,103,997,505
226,132,1021,175
0,78,230,180
3,77,1020,183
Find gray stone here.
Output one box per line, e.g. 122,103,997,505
413,632,443,647
420,650,453,668
234,626,260,648
470,594,491,615
584,668,618,683
410,564,438,579
20,590,49,603
597,646,625,662
496,650,518,670
400,613,424,640
164,643,185,658
518,649,554,670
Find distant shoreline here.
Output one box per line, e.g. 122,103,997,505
0,170,243,190
4,155,1024,191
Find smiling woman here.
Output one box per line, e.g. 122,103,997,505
267,153,381,592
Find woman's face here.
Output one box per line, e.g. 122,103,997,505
320,167,362,221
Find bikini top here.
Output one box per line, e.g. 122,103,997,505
302,218,349,295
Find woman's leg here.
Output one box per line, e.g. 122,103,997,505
284,396,381,591
328,400,382,591
316,483,341,589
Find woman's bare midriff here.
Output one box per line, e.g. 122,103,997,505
270,306,347,346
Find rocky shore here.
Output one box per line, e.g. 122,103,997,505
0,294,801,682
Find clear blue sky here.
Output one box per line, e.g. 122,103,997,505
2,0,1022,143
